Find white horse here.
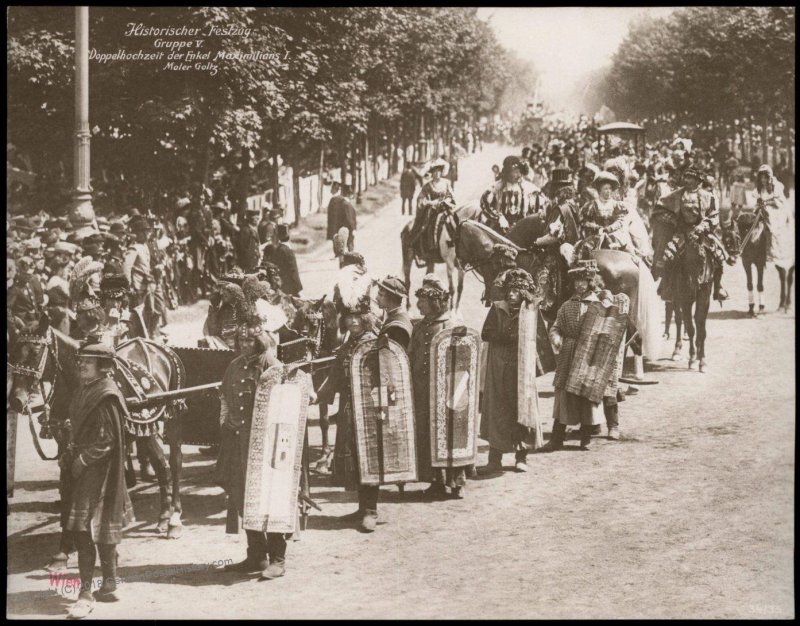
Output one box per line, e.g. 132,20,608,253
400,203,480,313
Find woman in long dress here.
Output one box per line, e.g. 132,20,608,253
407,158,456,255
755,165,795,312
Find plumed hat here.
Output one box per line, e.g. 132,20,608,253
495,268,537,302
426,157,449,177
69,256,104,304
341,251,366,268
100,260,130,298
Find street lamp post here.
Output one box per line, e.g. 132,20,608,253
69,6,94,230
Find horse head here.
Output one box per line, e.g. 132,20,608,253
289,295,340,357
8,313,58,414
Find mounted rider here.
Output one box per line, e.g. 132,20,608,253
658,165,730,302
573,171,637,262
488,156,548,230
407,158,457,262
531,166,582,267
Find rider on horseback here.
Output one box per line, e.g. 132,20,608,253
573,171,636,262
407,158,456,261
490,156,548,230
659,166,731,302
531,167,582,266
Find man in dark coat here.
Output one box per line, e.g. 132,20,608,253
236,208,262,272
400,165,421,216
217,316,287,579
261,223,303,296
326,183,357,250
60,339,134,618
375,275,412,351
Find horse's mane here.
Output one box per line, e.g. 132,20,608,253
460,220,523,251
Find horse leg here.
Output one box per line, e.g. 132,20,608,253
776,266,786,310
664,301,672,339
786,267,795,310
744,261,756,317
456,268,465,312
756,262,765,316
166,423,183,539
142,435,172,533
696,286,711,373
681,297,696,369
672,305,683,361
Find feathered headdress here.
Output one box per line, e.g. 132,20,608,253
332,226,350,258
219,282,249,318
69,256,104,306
494,268,537,302
332,263,373,316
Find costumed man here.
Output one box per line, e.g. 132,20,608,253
203,276,247,350
98,261,131,347
68,257,106,342
574,171,636,261
577,163,600,206
480,269,538,473
236,207,262,273
407,158,456,259
328,251,373,334
59,338,134,619
477,189,510,235
375,275,412,351
316,295,382,532
123,215,159,337
659,166,730,303
326,182,358,251
490,156,548,230
539,260,621,452
218,315,296,579
262,223,303,297
531,168,582,268
409,275,467,499
187,200,213,299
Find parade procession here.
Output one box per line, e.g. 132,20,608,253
6,6,795,621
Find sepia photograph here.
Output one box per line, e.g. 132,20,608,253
6,5,795,620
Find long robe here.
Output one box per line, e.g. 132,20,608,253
409,314,454,483
318,331,377,491
480,302,529,453
62,376,134,545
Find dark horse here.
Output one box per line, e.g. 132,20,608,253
734,211,794,317
7,315,188,545
456,216,653,335
650,211,716,372
281,295,341,467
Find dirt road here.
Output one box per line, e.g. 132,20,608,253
7,147,795,619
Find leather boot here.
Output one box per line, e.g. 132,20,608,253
538,421,566,452
224,549,267,574
479,448,503,474
579,424,593,450
262,534,287,579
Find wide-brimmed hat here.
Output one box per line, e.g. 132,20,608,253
592,171,621,190
78,337,116,360
756,164,773,178
568,259,599,279
109,221,127,237
100,261,130,298
129,214,151,232
426,158,449,177
502,155,523,173
340,293,372,316
376,275,407,299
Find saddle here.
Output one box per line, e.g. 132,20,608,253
415,208,458,267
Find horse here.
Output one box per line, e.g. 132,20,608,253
456,216,662,365
650,209,685,352
732,210,771,316
669,236,715,371
400,203,480,312
283,295,341,465
7,315,189,543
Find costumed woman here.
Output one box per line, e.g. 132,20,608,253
480,268,538,474
407,158,456,258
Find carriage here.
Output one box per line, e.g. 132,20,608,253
597,122,646,159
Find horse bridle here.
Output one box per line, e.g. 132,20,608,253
8,328,60,460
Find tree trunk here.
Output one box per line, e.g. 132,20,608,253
318,147,325,210
292,165,301,226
